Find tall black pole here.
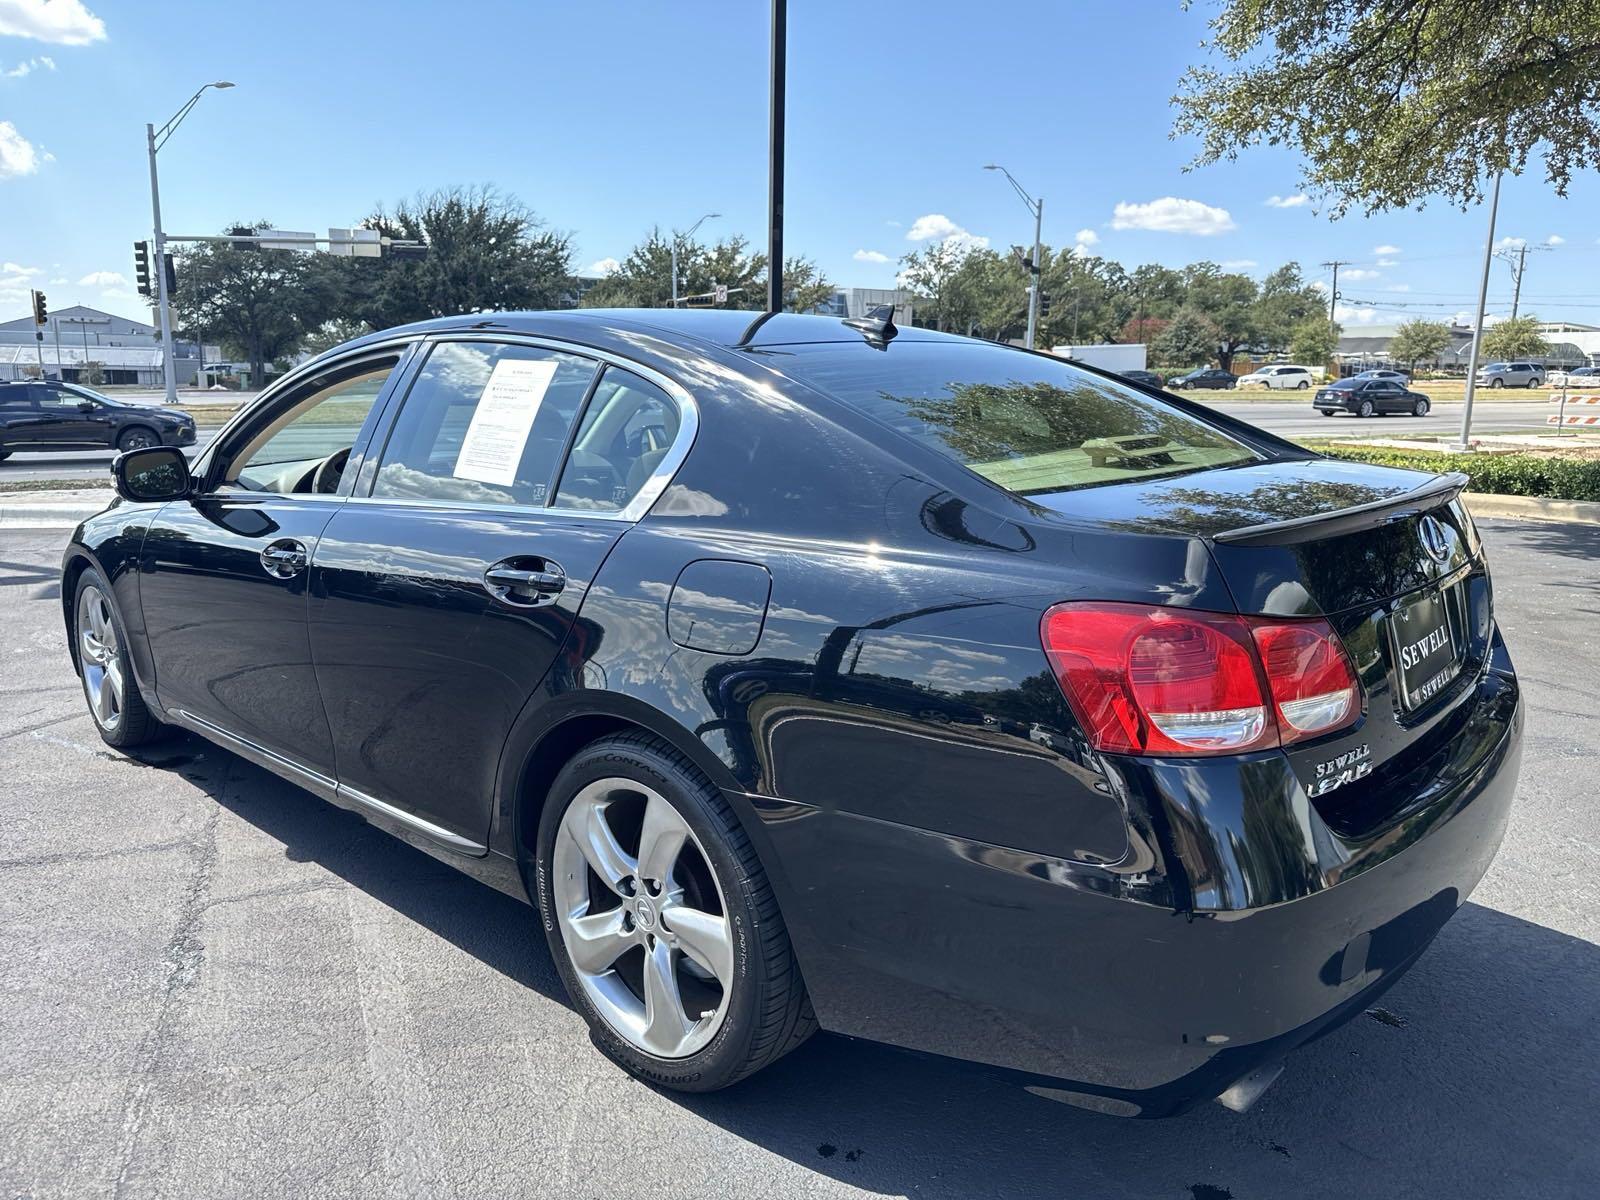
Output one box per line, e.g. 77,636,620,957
767,0,786,313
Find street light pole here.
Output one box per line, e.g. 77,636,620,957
984,164,1044,349
147,81,233,404
671,212,720,306
1458,171,1502,453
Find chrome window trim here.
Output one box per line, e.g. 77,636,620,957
353,330,701,525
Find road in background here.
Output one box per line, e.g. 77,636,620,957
0,521,1594,1199
1202,396,1554,439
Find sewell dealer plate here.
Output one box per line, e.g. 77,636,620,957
1391,585,1462,711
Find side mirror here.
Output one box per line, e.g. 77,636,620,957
113,446,191,503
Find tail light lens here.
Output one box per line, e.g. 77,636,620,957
1040,603,1359,757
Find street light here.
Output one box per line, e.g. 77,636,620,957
1457,170,1502,452
984,164,1044,350
671,212,720,306
147,81,234,403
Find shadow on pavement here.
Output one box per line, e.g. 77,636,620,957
137,734,1599,1200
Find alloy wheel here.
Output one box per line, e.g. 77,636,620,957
553,777,734,1058
121,430,155,450
77,584,123,732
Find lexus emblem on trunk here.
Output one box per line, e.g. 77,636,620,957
1419,515,1450,564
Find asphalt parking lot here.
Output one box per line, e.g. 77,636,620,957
2,521,1596,1199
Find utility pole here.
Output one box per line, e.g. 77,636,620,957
766,0,786,313
1320,260,1350,335
984,164,1044,349
670,212,720,307
1494,242,1551,319
1458,171,1503,452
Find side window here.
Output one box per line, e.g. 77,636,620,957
372,341,598,507
0,387,36,411
36,388,82,411
553,367,682,513
223,356,401,494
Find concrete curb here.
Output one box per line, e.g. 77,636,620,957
0,491,110,530
1462,492,1600,525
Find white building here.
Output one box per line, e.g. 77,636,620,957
0,305,209,385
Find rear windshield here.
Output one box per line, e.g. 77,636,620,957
759,338,1258,495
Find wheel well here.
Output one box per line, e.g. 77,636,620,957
513,713,637,859
120,423,159,442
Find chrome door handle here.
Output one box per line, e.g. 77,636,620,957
484,561,565,607
261,539,309,579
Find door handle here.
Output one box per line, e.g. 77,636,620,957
484,560,566,607
261,538,309,579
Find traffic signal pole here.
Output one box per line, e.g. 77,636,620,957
146,122,180,404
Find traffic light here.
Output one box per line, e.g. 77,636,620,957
163,253,177,297
31,289,47,324
1040,292,1053,319
134,241,152,297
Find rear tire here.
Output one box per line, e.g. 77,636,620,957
1297,379,1310,390
73,568,164,748
0,447,11,461
1320,408,1335,417
534,732,815,1091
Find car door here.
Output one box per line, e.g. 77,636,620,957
0,385,44,448
138,346,412,776
31,386,101,446
307,338,691,847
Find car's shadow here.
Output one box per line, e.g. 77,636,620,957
139,734,1599,1200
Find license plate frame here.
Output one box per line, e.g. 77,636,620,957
1390,585,1462,712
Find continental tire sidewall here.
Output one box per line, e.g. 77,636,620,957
533,739,766,1092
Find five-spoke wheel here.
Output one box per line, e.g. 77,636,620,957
77,584,124,733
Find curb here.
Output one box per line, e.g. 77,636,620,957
1462,492,1600,525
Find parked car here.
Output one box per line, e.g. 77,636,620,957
1235,365,1316,390
1349,369,1411,383
1314,377,1433,417
1547,366,1600,389
1475,361,1545,388
0,380,196,460
62,310,1522,1117
1168,367,1237,390
1119,368,1165,388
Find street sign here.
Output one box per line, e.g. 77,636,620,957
715,284,729,304
255,228,316,253
328,227,383,258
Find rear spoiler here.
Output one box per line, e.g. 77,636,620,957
1210,472,1470,547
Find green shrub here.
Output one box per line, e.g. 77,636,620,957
1315,445,1600,502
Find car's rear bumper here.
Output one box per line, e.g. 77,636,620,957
751,647,1521,1116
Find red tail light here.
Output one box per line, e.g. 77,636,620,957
1040,603,1359,756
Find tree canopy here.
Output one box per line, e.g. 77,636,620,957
580,228,832,313
1174,1,1600,214
1387,319,1454,369
1481,315,1552,361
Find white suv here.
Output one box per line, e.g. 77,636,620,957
1237,364,1317,390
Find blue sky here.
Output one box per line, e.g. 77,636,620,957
3,0,1597,328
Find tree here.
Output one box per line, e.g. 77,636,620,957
899,239,978,331
1289,316,1340,368
302,317,372,357
1387,319,1453,371
779,256,836,313
351,186,573,328
1182,263,1259,370
1481,315,1551,361
1152,306,1223,369
1174,2,1600,214
1254,263,1327,350
1119,314,1168,346
173,223,339,388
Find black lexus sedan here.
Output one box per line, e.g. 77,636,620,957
60,310,1521,1117
1168,366,1237,390
1314,376,1432,417
0,380,196,459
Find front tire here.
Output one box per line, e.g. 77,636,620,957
1413,398,1430,417
117,426,158,452
74,569,164,748
1357,399,1376,418
535,732,815,1091
1489,378,1503,389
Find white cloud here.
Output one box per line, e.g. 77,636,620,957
1376,258,1397,267
1547,234,1565,246
1070,228,1099,258
3,54,54,77
1343,267,1380,281
907,213,961,241
79,270,127,288
1495,236,1526,250
1111,197,1236,235
1335,304,1380,324
3,260,39,275
1221,258,1257,269
0,119,41,177
852,249,891,264
1311,280,1330,294
584,257,618,277
1264,194,1309,208
0,0,106,44
905,213,988,254
1373,244,1401,256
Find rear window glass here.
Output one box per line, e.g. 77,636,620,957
760,339,1257,495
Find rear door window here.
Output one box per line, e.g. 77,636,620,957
552,367,681,513
760,339,1258,496
372,341,599,507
